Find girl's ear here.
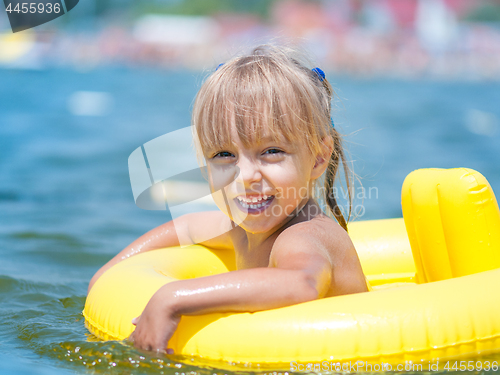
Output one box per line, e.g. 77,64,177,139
311,136,334,180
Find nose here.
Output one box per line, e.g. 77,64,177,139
237,155,262,186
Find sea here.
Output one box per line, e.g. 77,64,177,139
1,65,499,374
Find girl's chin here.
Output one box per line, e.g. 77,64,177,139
214,197,299,232
230,200,288,234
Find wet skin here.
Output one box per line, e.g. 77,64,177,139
88,127,368,352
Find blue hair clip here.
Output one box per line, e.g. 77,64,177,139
312,68,334,128
312,67,325,82
216,63,224,71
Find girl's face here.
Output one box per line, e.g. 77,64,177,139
203,125,328,235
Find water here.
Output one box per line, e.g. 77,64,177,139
1,66,499,374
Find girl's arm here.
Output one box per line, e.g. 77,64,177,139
129,228,336,352
87,211,234,294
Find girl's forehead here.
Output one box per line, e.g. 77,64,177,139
229,121,292,145
201,125,292,154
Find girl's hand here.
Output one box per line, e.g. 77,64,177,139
128,288,179,353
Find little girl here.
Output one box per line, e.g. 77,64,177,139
88,45,368,352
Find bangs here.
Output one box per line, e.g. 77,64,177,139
193,51,330,157
190,44,353,230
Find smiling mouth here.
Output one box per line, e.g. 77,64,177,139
234,195,274,211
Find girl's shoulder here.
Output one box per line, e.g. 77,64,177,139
272,214,353,262
287,212,350,242
271,215,367,295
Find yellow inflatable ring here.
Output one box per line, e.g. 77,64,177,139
84,168,500,366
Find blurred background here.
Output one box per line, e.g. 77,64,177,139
2,0,500,77
1,1,500,374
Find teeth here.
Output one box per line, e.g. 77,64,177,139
237,195,272,204
237,197,272,209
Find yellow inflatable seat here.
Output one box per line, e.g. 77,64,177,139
83,167,500,367
402,168,500,283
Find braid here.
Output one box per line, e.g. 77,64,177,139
324,132,351,232
313,74,352,232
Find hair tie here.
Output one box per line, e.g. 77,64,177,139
312,67,325,82
312,68,334,129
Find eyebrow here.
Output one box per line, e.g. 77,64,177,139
204,134,289,154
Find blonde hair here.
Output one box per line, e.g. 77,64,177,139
192,45,352,231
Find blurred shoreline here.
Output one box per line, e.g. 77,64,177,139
1,0,500,79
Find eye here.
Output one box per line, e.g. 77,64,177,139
212,151,234,159
263,148,283,155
